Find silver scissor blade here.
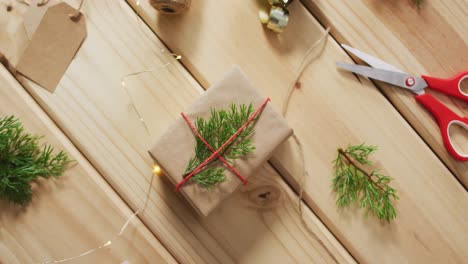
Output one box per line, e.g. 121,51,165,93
341,44,406,73
336,62,427,94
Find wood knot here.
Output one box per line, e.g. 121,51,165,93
247,185,281,209
294,81,301,89
258,191,271,199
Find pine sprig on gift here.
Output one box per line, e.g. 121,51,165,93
332,143,399,222
0,116,70,205
184,104,256,190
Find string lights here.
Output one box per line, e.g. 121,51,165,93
39,46,181,264
40,51,178,260
121,54,181,135
41,164,160,263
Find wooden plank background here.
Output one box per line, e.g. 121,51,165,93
0,67,175,263
1,0,353,263
128,0,468,263
0,0,467,263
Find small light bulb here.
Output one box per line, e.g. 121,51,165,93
259,10,269,24
152,165,162,175
171,53,182,60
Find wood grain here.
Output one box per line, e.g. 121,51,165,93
127,0,468,262
0,0,353,263
0,66,175,264
301,0,468,186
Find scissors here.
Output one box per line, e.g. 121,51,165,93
336,44,468,161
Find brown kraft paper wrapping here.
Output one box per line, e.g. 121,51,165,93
149,66,293,216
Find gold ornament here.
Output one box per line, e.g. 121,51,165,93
267,6,289,33
259,0,293,33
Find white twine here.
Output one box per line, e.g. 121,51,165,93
281,27,330,227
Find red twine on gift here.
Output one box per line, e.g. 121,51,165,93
176,98,271,191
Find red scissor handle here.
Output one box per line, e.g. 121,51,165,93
415,93,468,161
421,71,468,102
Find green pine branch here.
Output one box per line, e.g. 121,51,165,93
0,116,70,205
184,103,256,190
332,143,399,223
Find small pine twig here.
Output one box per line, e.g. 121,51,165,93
0,116,71,205
184,103,257,190
332,143,399,222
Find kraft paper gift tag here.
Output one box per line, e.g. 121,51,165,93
23,0,61,38
16,2,86,92
149,66,293,216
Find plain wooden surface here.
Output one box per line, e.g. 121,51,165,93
0,67,175,263
301,0,468,186
128,0,468,263
0,0,466,263
0,0,353,263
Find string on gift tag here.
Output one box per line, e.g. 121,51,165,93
68,0,83,20
15,0,57,7
5,0,13,11
17,0,84,19
37,0,49,6
16,0,50,6
15,0,31,6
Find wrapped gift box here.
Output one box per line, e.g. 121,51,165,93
149,66,293,216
